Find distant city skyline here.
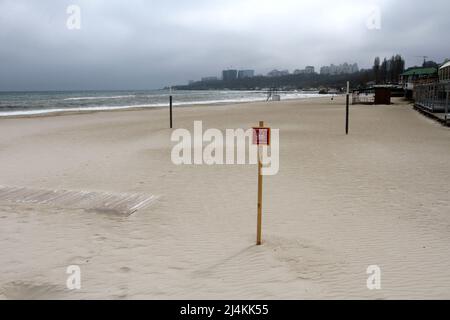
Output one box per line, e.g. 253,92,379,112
191,63,361,84
188,57,450,85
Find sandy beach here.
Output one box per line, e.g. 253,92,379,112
0,96,449,300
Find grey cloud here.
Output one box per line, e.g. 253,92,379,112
0,0,449,90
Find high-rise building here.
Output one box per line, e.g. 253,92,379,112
238,70,255,79
305,66,315,74
222,70,238,81
320,63,359,75
294,66,315,75
267,69,290,77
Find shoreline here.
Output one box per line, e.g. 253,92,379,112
0,95,335,120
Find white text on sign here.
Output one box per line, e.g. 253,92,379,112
253,128,271,146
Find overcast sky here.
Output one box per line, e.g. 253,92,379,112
0,0,449,91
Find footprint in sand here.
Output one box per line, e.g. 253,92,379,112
119,267,131,273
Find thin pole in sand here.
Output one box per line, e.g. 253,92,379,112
346,81,350,135
257,121,264,246
445,87,449,124
169,87,173,129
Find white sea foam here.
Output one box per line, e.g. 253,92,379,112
63,95,136,101
0,93,329,117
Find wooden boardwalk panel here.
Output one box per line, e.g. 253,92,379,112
0,185,157,215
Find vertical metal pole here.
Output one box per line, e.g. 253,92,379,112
346,81,350,135
257,121,264,246
169,95,173,129
432,85,435,112
446,88,449,123
429,85,432,110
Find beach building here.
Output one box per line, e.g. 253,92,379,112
439,61,450,82
352,86,392,105
411,62,450,124
400,67,438,99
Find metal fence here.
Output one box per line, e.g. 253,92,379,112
414,83,450,117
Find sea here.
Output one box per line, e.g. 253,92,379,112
0,90,325,117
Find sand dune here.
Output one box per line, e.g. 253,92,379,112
0,97,449,299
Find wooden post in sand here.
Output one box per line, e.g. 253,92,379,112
253,121,271,246
346,81,350,135
169,95,173,129
257,121,264,246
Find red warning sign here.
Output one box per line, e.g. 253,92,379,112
252,127,271,146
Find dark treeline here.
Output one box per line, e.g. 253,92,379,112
175,73,372,91
174,55,407,91
373,55,405,84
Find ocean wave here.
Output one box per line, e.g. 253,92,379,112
63,95,136,101
0,94,327,117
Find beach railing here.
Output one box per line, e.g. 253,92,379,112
446,84,450,124
414,83,450,113
413,82,450,126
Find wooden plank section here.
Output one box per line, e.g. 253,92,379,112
0,185,158,215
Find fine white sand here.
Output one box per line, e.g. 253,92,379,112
0,97,449,299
